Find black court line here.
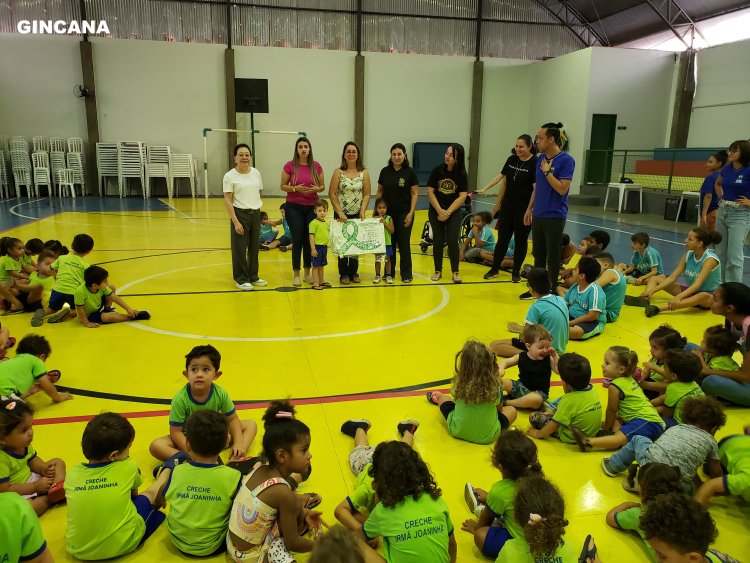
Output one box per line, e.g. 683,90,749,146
95,249,225,266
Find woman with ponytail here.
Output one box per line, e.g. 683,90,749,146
700,150,728,231
715,139,750,282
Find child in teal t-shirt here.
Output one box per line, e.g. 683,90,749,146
362,441,455,563
373,198,396,284
149,345,257,468
335,419,419,540
651,350,704,425
460,211,496,264
74,265,150,328
496,474,584,563
564,256,607,341
258,211,279,249
463,430,541,559
527,352,602,444
65,413,166,560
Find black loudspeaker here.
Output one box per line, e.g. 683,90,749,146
234,79,269,113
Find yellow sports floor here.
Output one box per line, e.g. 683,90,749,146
2,198,749,562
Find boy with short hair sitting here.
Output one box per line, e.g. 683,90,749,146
149,345,258,466
564,256,607,340
596,252,627,323
75,265,150,328
0,335,71,404
526,352,602,444
65,413,167,560
618,231,663,286
159,410,243,556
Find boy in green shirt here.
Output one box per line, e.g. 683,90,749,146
527,352,602,444
696,428,750,505
74,265,150,328
309,199,330,290
0,490,52,563
651,350,704,426
65,413,167,560
158,410,242,556
34,233,94,325
0,335,71,404
149,345,258,467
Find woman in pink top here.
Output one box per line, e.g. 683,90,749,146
280,137,326,288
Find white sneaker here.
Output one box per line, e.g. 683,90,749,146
373,276,381,284
236,282,254,291
304,274,313,284
252,278,268,287
292,276,301,287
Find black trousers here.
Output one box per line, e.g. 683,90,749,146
492,202,532,274
284,202,316,271
429,207,462,273
230,207,261,284
390,210,414,280
338,213,360,278
531,216,566,284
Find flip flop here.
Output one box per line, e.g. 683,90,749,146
3,308,24,316
426,391,441,405
320,282,331,288
578,534,598,563
46,370,62,383
312,285,323,291
304,492,322,509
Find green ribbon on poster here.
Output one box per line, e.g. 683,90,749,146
338,221,382,254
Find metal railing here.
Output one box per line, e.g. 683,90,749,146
583,148,720,193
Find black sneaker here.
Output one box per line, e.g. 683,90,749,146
341,419,371,438
511,273,521,283
483,269,499,280
280,245,288,252
519,291,534,300
397,419,420,437
134,311,151,320
645,305,661,318
624,295,650,307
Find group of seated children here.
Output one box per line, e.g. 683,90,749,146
259,202,293,252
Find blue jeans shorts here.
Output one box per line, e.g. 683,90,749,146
620,418,665,442
509,379,549,401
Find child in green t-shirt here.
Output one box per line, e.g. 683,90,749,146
698,325,740,374
28,250,55,315
606,463,683,561
0,335,72,404
462,430,542,559
65,413,167,560
650,350,704,426
309,199,330,290
639,493,739,563
0,399,66,516
0,237,42,314
496,474,593,563
157,410,242,556
362,441,456,563
639,325,687,399
373,198,395,284
335,418,419,545
20,238,43,273
695,428,750,505
0,488,53,563
527,352,602,444
149,345,258,467
74,265,150,328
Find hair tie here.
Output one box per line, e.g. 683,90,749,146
528,513,543,525
4,401,17,410
276,411,293,419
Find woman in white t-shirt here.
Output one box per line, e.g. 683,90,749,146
223,144,266,291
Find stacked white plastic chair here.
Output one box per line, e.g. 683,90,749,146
67,152,85,195
96,143,118,196
50,138,66,153
50,151,66,195
31,152,52,196
170,153,196,198
57,169,76,198
10,149,34,197
10,136,28,152
118,141,145,197
32,136,50,154
0,150,9,198
145,145,171,198
0,138,10,197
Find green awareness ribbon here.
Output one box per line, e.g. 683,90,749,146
338,220,383,254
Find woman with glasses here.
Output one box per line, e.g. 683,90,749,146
715,140,750,283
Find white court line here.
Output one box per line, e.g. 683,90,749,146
119,262,451,341
9,198,47,220
159,198,197,222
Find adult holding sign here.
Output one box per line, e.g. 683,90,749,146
427,144,468,284
329,141,371,285
715,140,750,283
520,123,574,300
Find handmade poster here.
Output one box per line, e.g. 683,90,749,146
330,218,386,257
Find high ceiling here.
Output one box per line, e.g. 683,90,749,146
552,0,750,48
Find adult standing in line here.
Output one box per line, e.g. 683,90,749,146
427,144,468,284
481,135,537,283
699,150,727,232
715,140,750,283
519,123,574,300
223,144,266,291
329,141,371,285
698,282,750,406
375,143,419,283
280,137,326,287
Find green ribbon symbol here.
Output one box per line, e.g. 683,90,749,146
338,220,383,254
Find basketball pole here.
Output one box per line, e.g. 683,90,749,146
202,128,306,199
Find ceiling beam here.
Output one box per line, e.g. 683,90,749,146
643,0,707,48
533,0,610,47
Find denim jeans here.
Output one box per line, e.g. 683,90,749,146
284,202,316,271
607,435,654,473
716,203,750,283
701,375,750,407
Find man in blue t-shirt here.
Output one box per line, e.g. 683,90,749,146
521,122,575,300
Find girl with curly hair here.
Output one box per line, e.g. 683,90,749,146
462,430,543,559
362,441,456,563
426,339,517,444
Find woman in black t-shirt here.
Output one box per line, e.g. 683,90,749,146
479,135,537,282
427,143,469,284
376,143,419,283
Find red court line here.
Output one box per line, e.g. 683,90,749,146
34,378,606,426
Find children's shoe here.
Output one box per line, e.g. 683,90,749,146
464,483,482,518
624,295,649,307
280,245,288,252
602,377,613,388
47,480,66,504
529,412,552,430
622,475,640,493
601,458,619,477
483,268,499,280
385,276,394,284
340,419,371,438
134,311,151,321
4,337,16,349
46,370,61,383
153,451,190,478
397,419,419,437
645,305,660,317
31,309,45,327
259,244,270,251
373,276,381,284
47,308,71,323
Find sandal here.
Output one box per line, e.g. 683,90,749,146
578,534,598,563
311,285,323,290
3,308,24,316
304,492,322,509
426,391,441,405
351,275,361,284
320,282,331,288
430,271,442,282
340,276,350,285
46,370,62,384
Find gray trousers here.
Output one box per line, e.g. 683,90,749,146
231,207,261,284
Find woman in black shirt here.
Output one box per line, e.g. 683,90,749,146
480,135,537,282
376,143,419,283
427,143,469,284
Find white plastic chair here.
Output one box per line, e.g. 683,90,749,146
50,137,66,153
67,152,85,196
0,150,9,198
32,152,52,196
67,137,83,154
170,153,196,198
57,169,76,198
145,145,171,198
96,142,118,196
10,149,34,197
32,137,50,153
50,151,66,196
118,141,145,197
10,137,28,152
